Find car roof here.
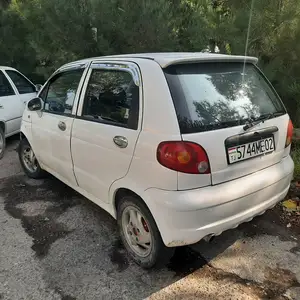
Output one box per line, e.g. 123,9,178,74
61,52,258,70
0,66,17,71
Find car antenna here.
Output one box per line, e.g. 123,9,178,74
242,0,255,84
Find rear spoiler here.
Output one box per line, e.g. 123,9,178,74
159,55,258,68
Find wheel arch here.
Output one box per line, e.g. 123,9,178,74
109,175,157,217
0,121,5,134
109,179,173,248
111,182,166,237
113,187,148,217
20,131,27,140
20,122,34,147
111,183,159,223
114,185,166,238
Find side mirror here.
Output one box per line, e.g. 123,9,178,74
28,97,42,111
35,84,43,92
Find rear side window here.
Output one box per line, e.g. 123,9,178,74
0,71,15,97
164,63,286,134
82,69,139,129
6,70,35,94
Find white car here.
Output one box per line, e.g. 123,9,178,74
18,53,294,268
0,66,39,158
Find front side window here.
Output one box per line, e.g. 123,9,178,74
82,69,139,129
6,70,36,94
44,69,84,115
0,71,15,97
165,62,286,134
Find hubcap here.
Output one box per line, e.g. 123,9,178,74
22,146,38,173
122,206,152,258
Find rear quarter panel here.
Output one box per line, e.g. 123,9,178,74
109,59,181,208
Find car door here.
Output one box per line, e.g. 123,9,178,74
71,61,141,204
0,70,24,136
30,65,88,186
5,69,37,108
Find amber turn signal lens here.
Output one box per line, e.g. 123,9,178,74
177,151,191,164
285,119,293,147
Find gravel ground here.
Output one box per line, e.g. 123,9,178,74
0,136,300,300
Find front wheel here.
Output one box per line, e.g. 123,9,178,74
18,138,46,179
117,195,174,269
0,127,5,160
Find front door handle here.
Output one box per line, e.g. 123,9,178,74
113,136,128,148
58,121,66,131
0,105,3,109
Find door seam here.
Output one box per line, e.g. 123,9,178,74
70,117,79,186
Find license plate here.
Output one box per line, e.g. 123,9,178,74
227,136,275,164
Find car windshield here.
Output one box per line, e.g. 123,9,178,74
164,62,286,134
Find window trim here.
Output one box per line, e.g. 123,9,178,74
90,62,140,86
76,61,142,130
0,70,16,97
4,69,36,95
39,64,90,117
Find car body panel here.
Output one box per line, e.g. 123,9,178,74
29,63,89,186
60,52,258,69
181,114,290,187
70,61,142,205
0,67,37,137
143,155,293,246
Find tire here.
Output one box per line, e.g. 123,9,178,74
18,138,47,179
117,195,175,269
0,127,5,160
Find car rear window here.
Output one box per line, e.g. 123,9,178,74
164,62,286,134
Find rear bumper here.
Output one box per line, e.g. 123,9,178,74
144,155,294,247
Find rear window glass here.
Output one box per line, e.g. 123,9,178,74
164,62,286,134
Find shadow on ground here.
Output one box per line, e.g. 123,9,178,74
0,170,241,299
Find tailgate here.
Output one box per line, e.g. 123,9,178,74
182,114,289,185
164,61,289,189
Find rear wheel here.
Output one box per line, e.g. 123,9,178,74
18,138,46,179
0,127,5,160
117,195,174,268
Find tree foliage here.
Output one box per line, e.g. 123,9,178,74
1,0,300,124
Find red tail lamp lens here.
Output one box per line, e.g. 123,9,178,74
157,141,210,174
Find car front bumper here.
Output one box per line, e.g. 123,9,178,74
144,155,294,247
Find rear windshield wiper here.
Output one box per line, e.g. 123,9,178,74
243,111,286,131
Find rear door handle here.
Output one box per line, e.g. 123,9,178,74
113,136,128,148
0,105,3,109
58,121,66,131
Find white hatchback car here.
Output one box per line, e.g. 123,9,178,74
18,53,294,268
0,66,39,158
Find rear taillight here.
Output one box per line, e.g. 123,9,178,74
285,119,294,147
157,141,210,174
